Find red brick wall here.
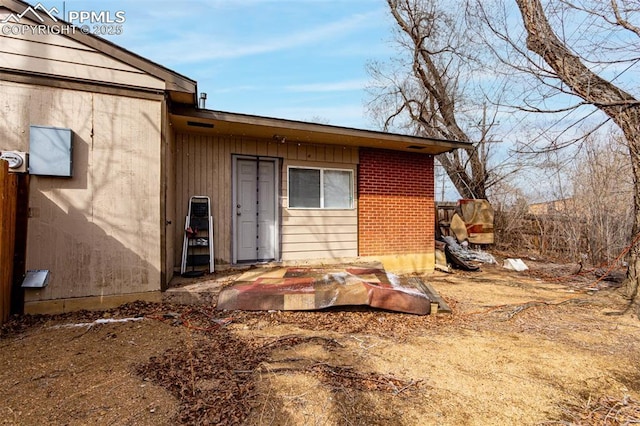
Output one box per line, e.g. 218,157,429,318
358,148,435,256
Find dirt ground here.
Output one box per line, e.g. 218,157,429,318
1,259,639,425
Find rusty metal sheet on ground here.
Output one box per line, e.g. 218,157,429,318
216,264,431,315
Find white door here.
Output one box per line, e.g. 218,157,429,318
234,157,278,262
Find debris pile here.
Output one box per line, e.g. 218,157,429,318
436,199,496,272
438,236,496,272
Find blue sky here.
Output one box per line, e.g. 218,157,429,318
22,0,639,201
59,0,395,130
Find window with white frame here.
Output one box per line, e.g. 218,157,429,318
288,167,353,209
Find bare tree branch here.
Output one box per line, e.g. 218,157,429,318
514,0,640,315
367,0,507,199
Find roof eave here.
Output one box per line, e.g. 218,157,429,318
170,105,472,154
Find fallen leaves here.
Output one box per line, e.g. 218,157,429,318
136,308,424,425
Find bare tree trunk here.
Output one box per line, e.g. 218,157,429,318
380,0,489,200
628,147,640,313
515,0,640,316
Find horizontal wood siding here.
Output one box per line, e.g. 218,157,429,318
281,233,356,243
281,206,358,260
174,133,358,266
282,156,358,261
282,215,358,227
0,11,164,90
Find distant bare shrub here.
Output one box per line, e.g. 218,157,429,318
490,133,633,266
570,135,634,265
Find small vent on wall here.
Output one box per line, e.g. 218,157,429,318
406,145,426,150
187,121,214,128
22,270,50,288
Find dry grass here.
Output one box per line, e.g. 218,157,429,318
1,264,639,425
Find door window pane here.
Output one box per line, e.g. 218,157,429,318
324,170,352,208
289,168,320,207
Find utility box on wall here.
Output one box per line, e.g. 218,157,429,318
29,125,73,177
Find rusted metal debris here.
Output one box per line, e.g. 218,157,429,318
216,265,432,315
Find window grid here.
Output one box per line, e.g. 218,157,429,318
288,166,354,209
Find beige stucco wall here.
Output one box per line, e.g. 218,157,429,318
0,80,163,301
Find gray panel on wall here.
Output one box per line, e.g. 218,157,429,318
29,125,73,177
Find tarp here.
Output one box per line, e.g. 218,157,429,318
216,264,432,315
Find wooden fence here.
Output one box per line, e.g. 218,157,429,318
0,160,18,325
492,209,591,261
0,160,28,325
